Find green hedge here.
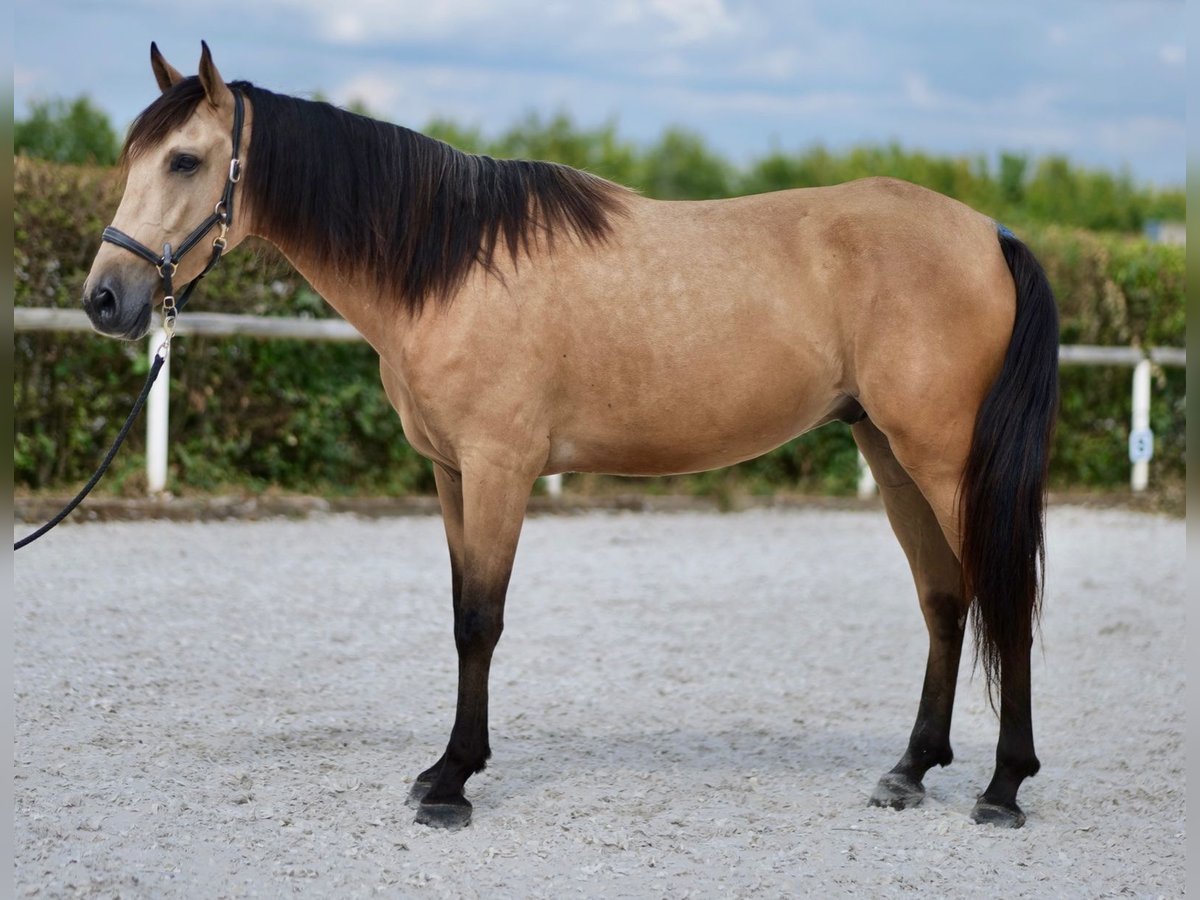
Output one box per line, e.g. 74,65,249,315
1021,224,1186,489
14,159,1185,496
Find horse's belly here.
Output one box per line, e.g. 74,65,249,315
551,372,841,477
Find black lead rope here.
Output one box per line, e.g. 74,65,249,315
14,90,245,551
14,353,166,551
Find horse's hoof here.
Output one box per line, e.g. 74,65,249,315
406,780,433,809
869,772,926,810
414,800,472,830
970,799,1026,828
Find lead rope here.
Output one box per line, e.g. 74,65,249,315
14,348,170,551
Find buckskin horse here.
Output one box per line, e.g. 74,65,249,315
82,43,1058,829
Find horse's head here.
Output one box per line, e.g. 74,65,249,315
83,42,250,339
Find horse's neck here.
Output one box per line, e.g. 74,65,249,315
261,232,400,353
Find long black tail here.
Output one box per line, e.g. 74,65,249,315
960,229,1059,708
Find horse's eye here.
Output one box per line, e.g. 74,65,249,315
170,154,200,174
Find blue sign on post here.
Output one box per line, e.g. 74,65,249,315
1129,428,1154,464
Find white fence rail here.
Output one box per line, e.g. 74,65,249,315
15,308,1185,496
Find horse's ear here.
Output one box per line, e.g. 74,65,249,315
150,42,185,94
197,40,234,110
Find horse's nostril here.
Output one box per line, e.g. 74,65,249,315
94,286,117,322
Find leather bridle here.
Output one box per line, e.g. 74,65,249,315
101,89,245,335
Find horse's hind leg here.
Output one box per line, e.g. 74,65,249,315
853,418,968,811
861,410,1041,827
410,458,535,829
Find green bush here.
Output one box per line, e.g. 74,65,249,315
15,96,120,166
14,158,1184,497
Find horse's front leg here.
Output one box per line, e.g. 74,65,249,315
411,458,534,829
406,464,464,807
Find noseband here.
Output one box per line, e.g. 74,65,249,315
101,89,245,335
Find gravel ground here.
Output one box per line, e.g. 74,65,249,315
14,506,1185,898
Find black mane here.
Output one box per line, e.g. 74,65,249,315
123,78,629,313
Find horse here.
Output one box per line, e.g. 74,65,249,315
82,42,1058,830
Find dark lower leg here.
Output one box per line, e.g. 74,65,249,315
871,591,965,808
422,599,501,804
972,638,1040,826
410,467,466,800
411,554,464,785
413,593,503,828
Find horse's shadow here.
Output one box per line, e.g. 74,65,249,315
239,717,995,809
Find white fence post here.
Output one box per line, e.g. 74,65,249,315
1129,358,1153,492
543,473,563,498
146,330,170,494
856,451,877,499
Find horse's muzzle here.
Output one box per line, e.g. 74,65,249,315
83,276,153,341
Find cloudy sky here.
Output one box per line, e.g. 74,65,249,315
14,0,1185,186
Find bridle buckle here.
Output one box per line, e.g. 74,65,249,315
213,216,230,253
161,293,179,346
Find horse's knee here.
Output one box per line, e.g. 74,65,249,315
454,607,503,653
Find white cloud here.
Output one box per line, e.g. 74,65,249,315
1158,44,1185,67
735,48,799,81
286,0,743,51
902,72,940,110
647,0,738,43
606,0,736,43
274,0,523,44
333,73,409,112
